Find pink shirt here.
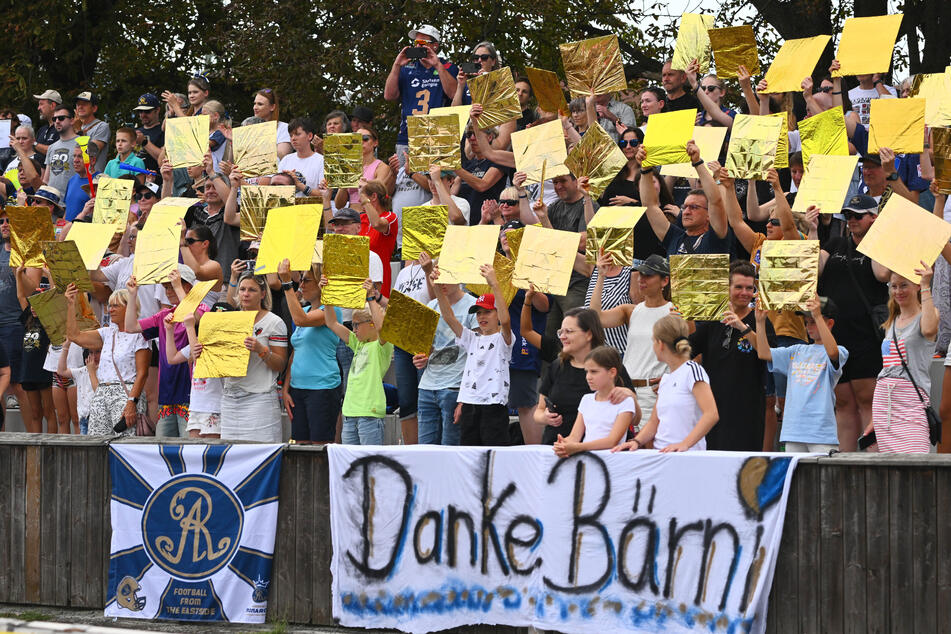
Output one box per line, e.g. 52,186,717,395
347,159,384,205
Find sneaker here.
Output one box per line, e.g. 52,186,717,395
5,394,18,410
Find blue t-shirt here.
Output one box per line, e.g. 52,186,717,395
897,153,930,192
104,154,146,179
64,171,101,221
663,224,732,256
508,289,547,373
397,58,459,144
289,305,343,390
769,343,848,444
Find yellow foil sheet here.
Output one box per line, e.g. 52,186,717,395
560,35,628,98
133,218,180,284
429,106,472,142
858,195,951,284
8,206,54,268
193,311,256,379
63,222,116,269
792,154,860,213
165,115,209,168
437,225,500,285
868,98,925,155
467,68,523,129
171,279,217,322
757,240,820,311
321,234,370,309
93,177,134,231
512,120,570,184
932,127,951,195
29,288,98,346
725,114,784,180
585,206,646,265
708,25,760,79
671,13,715,74
321,276,366,309
407,114,462,173
323,133,363,188
402,205,449,261
832,15,903,77
504,226,525,260
799,107,849,170
232,120,278,178
770,111,789,169
256,204,322,274
379,289,440,355
564,122,628,198
43,240,92,291
761,35,831,94
660,126,728,178
669,254,730,321
641,110,697,167
512,224,580,295
525,67,569,115
468,251,518,307
239,185,296,241
910,73,951,127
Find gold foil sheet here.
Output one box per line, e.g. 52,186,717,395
798,107,849,170
504,226,525,260
524,67,569,115
559,35,628,98
708,25,760,79
641,110,697,168
323,133,363,188
468,251,518,307
429,106,471,141
671,13,715,74
512,225,580,296
868,98,925,155
585,206,645,265
322,234,369,309
512,120,570,184
171,279,217,322
832,15,903,77
165,115,209,168
436,225,500,285
29,288,98,346
193,311,256,379
379,289,440,355
770,111,789,169
93,177,134,230
660,126,728,178
757,240,820,312
321,277,366,309
132,218,180,284
43,240,92,291
725,114,784,180
932,128,951,195
407,114,461,173
256,205,322,274
8,206,54,268
792,154,859,213
910,73,951,127
564,122,628,198
467,67,522,129
240,185,296,241
669,254,730,321
63,222,116,269
232,120,278,178
857,195,951,284
760,35,831,94
402,205,449,261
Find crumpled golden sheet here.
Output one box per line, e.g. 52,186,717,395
910,72,951,126
585,206,645,265
193,311,257,379
798,107,849,169
467,68,522,129
932,127,951,194
43,240,92,291
165,115,209,168
29,288,98,346
132,218,180,284
671,13,715,74
559,35,628,98
725,114,784,180
512,120,570,184
512,225,580,296
93,177,134,230
321,233,370,309
669,254,730,321
401,205,449,261
240,185,296,241
8,206,54,268
468,251,518,307
323,133,364,188
868,98,925,154
379,289,440,355
564,122,628,198
524,67,568,115
407,115,461,173
757,240,820,312
232,120,278,178
437,225,500,285
708,25,759,79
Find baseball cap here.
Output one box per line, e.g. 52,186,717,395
33,90,63,104
408,24,441,42
351,105,374,122
16,114,31,128
133,93,161,111
842,194,878,214
798,296,838,320
134,181,160,196
32,186,64,209
176,264,197,286
637,254,670,277
329,207,361,224
75,91,100,105
859,154,882,166
468,293,497,313
501,219,525,232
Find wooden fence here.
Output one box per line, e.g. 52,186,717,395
1,434,949,632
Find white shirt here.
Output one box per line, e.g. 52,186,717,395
43,341,83,373
623,302,673,380
224,311,287,394
101,255,165,318
96,325,149,384
181,345,223,413
654,361,709,451
577,393,636,446
276,121,291,145
278,152,325,196
456,328,512,405
392,264,433,304
848,85,897,127
68,364,95,419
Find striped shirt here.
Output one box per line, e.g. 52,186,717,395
585,267,634,353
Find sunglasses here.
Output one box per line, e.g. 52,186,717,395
0,218,9,225
472,54,493,62
498,199,518,206
843,210,870,220
700,85,720,92
361,134,372,142
817,86,833,93
184,237,201,244
134,192,156,201
767,218,781,226
52,115,71,122
618,139,640,149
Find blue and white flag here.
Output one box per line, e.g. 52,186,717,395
106,444,283,623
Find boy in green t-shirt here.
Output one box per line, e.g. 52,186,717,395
322,278,393,444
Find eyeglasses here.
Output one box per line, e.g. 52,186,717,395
133,192,155,201
767,218,781,226
843,210,870,220
618,139,640,149
353,320,371,328
0,218,9,225
498,199,518,206
184,237,200,244
556,328,578,338
361,134,372,142
817,86,833,94
52,115,71,122
700,85,720,92
472,54,493,62
682,203,708,212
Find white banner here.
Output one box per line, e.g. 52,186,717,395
329,446,803,634
106,444,283,623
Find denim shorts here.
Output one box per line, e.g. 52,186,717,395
342,415,384,445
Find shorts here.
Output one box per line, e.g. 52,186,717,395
53,372,74,390
458,403,510,447
0,324,24,383
186,411,221,435
21,380,52,392
150,341,159,368
507,369,539,409
839,340,883,383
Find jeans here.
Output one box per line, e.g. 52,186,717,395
79,415,88,435
417,388,461,446
156,411,187,438
342,416,384,445
289,386,341,442
393,347,422,420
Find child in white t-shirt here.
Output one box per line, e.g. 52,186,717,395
163,311,222,438
554,346,640,457
56,340,98,435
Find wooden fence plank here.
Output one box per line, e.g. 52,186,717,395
864,466,889,634
841,466,867,634
796,462,820,632
818,462,844,634
912,467,937,634
887,469,914,629
769,456,800,634
69,444,89,606
24,445,41,603
937,468,951,629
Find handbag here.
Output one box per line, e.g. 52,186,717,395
110,331,155,437
891,325,941,445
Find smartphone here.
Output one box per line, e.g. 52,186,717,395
405,47,428,60
459,62,480,75
245,260,256,271
544,397,558,413
858,431,877,450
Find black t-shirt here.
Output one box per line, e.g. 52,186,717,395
458,156,509,225
36,124,59,158
818,236,888,344
189,204,240,274
690,313,776,451
19,308,51,384
136,125,165,173
665,92,702,112
517,108,537,131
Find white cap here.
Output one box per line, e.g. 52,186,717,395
33,89,63,103
176,264,197,286
408,24,440,42
16,114,31,129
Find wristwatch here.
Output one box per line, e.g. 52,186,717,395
691,159,705,167
127,396,139,404
886,172,900,181
739,326,753,336
281,281,294,291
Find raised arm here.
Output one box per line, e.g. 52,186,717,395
64,284,104,350
879,147,917,204
718,169,756,253
278,259,325,327
429,165,466,225
808,295,839,365
737,65,760,116
317,276,353,343
223,170,242,227
123,277,144,333
688,142,727,238
638,158,671,241
754,306,772,362
481,264,511,345
469,105,516,168
520,285,542,350
686,60,734,128
765,168,799,239
433,276,464,338
162,314,189,365
917,261,938,340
